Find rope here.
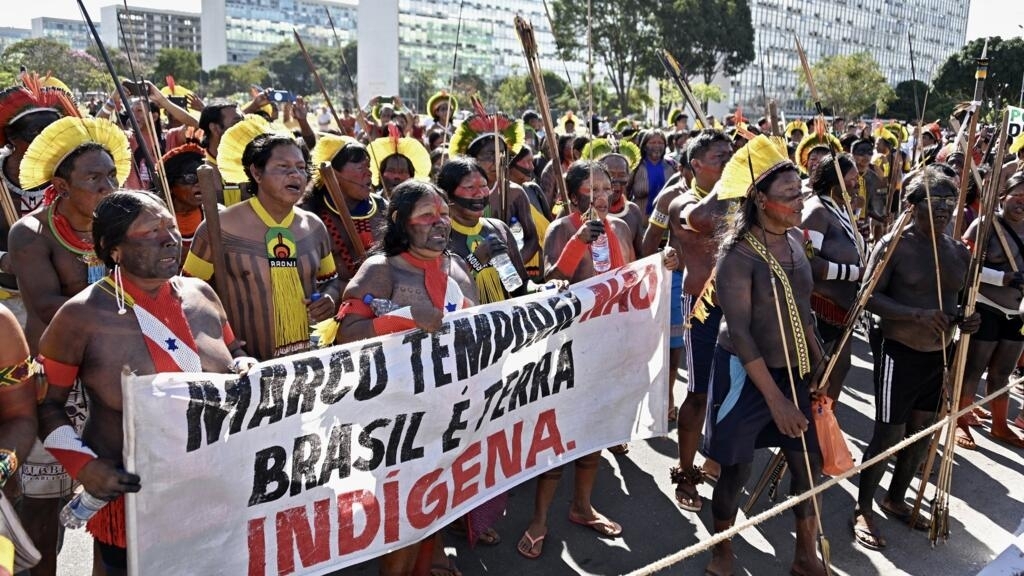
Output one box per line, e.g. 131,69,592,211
624,375,1024,576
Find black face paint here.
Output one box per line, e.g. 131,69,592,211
451,195,489,212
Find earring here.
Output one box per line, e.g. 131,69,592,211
113,264,127,315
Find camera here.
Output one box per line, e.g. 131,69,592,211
122,80,146,97
269,90,295,104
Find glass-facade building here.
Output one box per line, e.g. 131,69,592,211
729,0,969,115
397,0,586,86
201,0,586,93
202,0,358,68
30,17,95,52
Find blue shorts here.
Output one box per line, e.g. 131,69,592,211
681,293,722,394
670,271,685,349
704,346,819,466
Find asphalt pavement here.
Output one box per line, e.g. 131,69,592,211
56,336,1024,575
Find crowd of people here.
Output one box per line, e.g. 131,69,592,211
0,65,1022,576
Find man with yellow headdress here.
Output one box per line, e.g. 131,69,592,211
302,134,387,294
427,90,457,134
785,119,809,146
7,114,131,576
703,134,829,576
0,76,79,305
184,128,339,361
367,126,432,195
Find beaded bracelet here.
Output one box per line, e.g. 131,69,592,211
0,448,18,488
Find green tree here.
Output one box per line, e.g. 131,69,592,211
797,52,895,119
84,46,138,81
152,48,201,89
496,75,534,114
206,62,269,98
0,38,109,94
659,0,755,85
931,36,1024,118
886,80,931,122
551,0,660,114
252,40,345,99
691,82,726,111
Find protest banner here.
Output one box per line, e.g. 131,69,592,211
122,254,670,575
1009,106,1023,141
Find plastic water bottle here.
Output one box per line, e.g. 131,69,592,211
509,217,525,251
490,246,523,293
591,233,611,273
363,294,403,316
60,490,107,529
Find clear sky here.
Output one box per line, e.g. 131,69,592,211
5,0,1022,41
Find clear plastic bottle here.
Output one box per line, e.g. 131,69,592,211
590,233,611,273
509,217,525,251
363,294,403,316
60,490,108,529
490,246,523,293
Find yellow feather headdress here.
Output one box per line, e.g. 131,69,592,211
20,116,132,191
872,125,899,150
580,137,642,172
216,114,284,184
795,130,843,175
368,126,432,186
427,91,458,119
784,119,808,139
717,134,792,201
310,134,360,188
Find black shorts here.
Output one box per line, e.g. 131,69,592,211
704,346,819,466
816,316,844,344
975,302,1024,342
874,338,947,425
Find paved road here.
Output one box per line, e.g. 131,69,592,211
56,336,1024,575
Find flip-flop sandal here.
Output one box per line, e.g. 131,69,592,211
569,510,623,537
973,406,992,420
608,443,630,455
429,557,461,576
675,484,703,513
991,430,1024,449
701,466,720,484
516,530,545,559
476,527,501,545
851,515,887,550
959,413,984,428
880,501,930,531
955,427,977,450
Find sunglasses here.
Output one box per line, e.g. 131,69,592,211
175,173,199,186
916,196,956,209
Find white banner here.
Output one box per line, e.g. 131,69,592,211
123,255,670,575
1009,106,1024,142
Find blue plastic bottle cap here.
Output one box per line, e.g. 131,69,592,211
310,292,322,302
362,294,374,304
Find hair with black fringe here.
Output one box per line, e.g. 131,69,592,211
93,190,168,269
380,180,449,256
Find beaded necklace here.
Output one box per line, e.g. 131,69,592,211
47,199,105,283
